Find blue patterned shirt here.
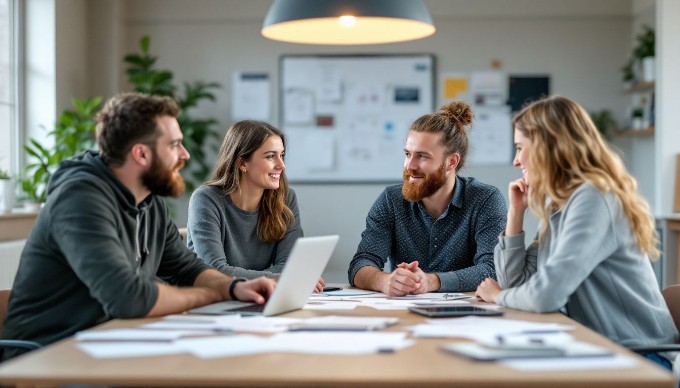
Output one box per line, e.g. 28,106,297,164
348,176,507,292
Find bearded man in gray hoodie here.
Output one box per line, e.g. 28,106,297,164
1,93,275,360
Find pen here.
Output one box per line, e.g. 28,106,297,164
443,293,470,300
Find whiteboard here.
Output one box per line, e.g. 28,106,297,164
280,55,435,182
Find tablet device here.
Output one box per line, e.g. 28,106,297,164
408,306,504,318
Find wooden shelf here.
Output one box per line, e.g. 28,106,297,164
615,127,655,137
623,81,655,93
0,210,39,242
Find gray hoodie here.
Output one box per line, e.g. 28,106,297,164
2,151,209,358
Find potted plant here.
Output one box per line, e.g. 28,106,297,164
21,97,101,208
124,36,221,192
620,58,635,87
589,110,617,140
631,107,645,130
0,168,14,213
633,25,655,82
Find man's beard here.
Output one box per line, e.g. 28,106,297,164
402,161,447,202
142,153,186,198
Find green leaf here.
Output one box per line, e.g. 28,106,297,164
140,35,150,53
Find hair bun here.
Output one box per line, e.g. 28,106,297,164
440,101,473,127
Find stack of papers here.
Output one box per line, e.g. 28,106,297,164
76,331,414,359
442,332,612,361
437,328,637,371
75,328,222,342
306,291,473,310
140,315,299,333
408,316,574,340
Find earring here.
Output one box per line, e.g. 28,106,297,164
241,168,246,173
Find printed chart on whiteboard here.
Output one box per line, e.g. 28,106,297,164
279,55,435,182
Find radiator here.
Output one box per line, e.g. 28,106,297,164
0,239,25,289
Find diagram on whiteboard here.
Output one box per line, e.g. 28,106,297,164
280,55,435,182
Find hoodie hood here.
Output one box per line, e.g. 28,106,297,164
48,151,140,213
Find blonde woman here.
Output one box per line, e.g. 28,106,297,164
187,120,324,291
475,96,677,370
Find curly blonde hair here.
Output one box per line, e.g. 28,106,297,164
512,96,658,259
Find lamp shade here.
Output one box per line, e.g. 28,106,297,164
261,0,435,45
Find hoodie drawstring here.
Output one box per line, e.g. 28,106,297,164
135,204,149,274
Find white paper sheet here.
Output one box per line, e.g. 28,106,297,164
75,328,220,342
76,342,185,358
268,332,413,354
178,335,272,358
293,316,398,330
304,301,360,310
143,315,300,333
178,332,414,358
231,72,271,121
501,354,637,371
409,317,574,339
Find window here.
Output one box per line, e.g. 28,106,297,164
0,0,17,175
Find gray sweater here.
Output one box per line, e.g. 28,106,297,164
496,183,677,347
187,185,303,279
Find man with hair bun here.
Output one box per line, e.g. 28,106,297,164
348,101,506,296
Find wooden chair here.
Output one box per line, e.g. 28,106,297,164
0,289,42,359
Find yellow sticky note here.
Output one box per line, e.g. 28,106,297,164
444,78,468,100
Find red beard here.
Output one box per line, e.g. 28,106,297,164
402,161,447,202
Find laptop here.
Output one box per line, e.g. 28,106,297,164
188,235,339,317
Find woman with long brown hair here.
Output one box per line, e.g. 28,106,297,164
475,96,676,370
187,120,323,291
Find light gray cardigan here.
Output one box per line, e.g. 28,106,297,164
187,185,303,279
496,183,677,347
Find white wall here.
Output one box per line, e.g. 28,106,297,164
77,0,638,282
54,0,88,111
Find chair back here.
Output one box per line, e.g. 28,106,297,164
662,285,680,335
0,289,9,334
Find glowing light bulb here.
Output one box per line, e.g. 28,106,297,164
339,15,356,27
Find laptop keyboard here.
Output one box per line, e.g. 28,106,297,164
226,304,265,313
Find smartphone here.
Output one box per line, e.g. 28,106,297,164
322,286,343,293
408,306,504,318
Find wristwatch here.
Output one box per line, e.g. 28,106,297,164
229,278,247,301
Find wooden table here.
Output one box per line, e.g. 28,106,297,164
0,306,673,388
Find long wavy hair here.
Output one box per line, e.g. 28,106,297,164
512,95,658,259
205,120,294,242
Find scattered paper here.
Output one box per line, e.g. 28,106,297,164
502,354,637,371
75,329,219,342
77,342,185,358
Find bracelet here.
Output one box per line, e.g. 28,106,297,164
229,278,247,301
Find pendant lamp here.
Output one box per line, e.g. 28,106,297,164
261,0,435,45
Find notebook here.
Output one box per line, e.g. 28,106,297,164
188,235,339,317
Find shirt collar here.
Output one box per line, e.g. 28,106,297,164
413,175,464,218
449,175,464,209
